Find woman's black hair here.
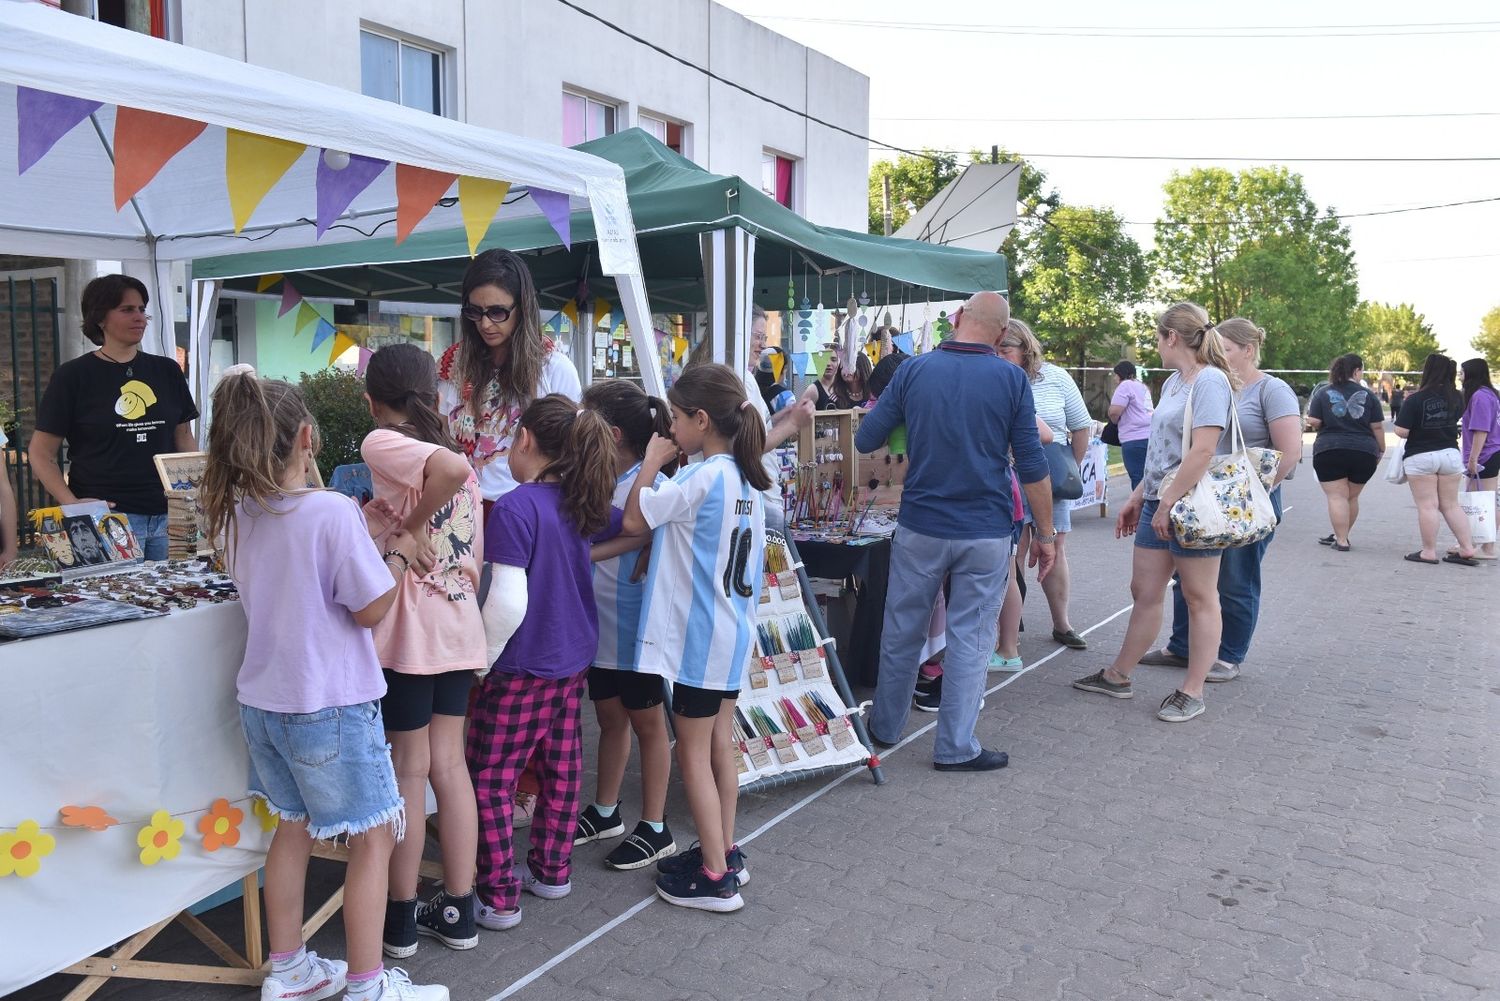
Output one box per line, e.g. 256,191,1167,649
1461,357,1497,413
582,378,677,476
1416,352,1461,408
1113,360,1137,380
365,343,458,451
667,364,772,492
1329,353,1364,385
80,274,149,347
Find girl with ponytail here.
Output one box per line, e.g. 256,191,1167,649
620,363,768,913
572,380,680,871
467,393,626,931
359,343,486,958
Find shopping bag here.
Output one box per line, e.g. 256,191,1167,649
1160,382,1279,550
1460,482,1496,545
1383,439,1407,485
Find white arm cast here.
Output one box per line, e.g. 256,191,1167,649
479,563,528,677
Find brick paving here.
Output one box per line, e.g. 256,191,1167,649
16,461,1497,1001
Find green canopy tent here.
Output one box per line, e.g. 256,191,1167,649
194,129,1008,389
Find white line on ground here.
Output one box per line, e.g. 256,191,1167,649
485,599,1138,1001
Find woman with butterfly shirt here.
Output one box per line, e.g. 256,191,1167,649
1305,353,1385,551
360,344,486,960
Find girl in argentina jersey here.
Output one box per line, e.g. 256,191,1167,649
622,364,768,913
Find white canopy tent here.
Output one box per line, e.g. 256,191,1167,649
893,161,1022,253
0,0,663,414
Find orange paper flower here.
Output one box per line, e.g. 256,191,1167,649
251,796,279,832
0,820,56,878
59,805,120,831
137,810,185,866
197,798,243,852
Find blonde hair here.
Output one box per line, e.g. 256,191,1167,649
1156,302,1240,391
1004,318,1044,379
1216,317,1266,366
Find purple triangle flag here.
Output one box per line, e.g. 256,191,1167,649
356,347,374,376
18,87,103,174
310,318,336,351
316,152,389,238
529,188,572,249
278,279,303,317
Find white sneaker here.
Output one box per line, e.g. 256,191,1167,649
346,967,448,1001
475,901,522,930
262,952,346,1001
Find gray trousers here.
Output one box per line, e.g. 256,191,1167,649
869,527,1013,764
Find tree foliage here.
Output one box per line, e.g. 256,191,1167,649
299,368,374,484
1474,306,1500,368
867,151,962,235
1151,167,1359,370
1351,301,1440,373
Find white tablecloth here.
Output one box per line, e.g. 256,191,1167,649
0,602,270,994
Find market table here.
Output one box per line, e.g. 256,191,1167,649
0,601,274,996
793,536,892,688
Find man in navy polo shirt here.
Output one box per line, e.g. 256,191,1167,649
855,291,1054,771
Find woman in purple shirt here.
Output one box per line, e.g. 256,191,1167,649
1460,358,1499,560
1108,360,1154,489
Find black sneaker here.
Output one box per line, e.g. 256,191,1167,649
657,841,750,887
604,821,677,871
913,674,942,712
415,888,478,951
655,867,744,912
574,802,626,845
382,897,418,959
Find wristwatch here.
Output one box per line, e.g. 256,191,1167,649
1035,531,1058,545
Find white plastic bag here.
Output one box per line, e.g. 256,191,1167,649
1460,482,1496,545
1383,439,1407,485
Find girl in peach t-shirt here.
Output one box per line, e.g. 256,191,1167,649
360,344,486,960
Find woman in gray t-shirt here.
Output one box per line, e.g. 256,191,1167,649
1072,302,1236,724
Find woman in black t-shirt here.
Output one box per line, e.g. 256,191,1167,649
30,274,199,561
1305,353,1385,550
1394,352,1478,565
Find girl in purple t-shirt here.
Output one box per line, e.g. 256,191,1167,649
467,394,623,931
1461,358,1499,559
202,372,441,1001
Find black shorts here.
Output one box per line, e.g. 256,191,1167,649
1479,451,1500,480
381,669,475,732
671,682,738,719
1313,449,1379,484
587,667,667,711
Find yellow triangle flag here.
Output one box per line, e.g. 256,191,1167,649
226,130,306,234
294,301,321,336
560,299,579,330
592,297,611,327
771,352,785,383
458,177,511,256
329,332,357,366
673,334,688,363
255,273,283,293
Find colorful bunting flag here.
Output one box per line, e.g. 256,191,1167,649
254,273,283,293
560,299,579,331
458,176,512,256
803,352,820,376
356,346,374,376
329,332,357,365
226,130,306,234
812,350,831,376
113,107,207,209
277,279,302,318
592,297,611,327
770,352,785,383
893,332,915,355
309,318,336,351
529,188,572,249
395,164,457,244
294,301,321,336
315,151,388,238
17,87,102,174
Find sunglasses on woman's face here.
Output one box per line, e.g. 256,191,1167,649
460,303,515,325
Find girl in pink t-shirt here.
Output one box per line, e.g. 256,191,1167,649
360,344,486,960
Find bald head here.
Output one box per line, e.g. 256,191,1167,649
955,291,1011,347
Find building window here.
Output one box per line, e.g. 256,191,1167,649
68,0,172,39
562,90,618,147
360,29,443,116
638,114,687,155
761,151,796,209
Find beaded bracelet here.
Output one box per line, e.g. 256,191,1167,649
381,550,410,574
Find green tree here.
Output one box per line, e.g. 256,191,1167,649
868,151,961,234
1151,167,1358,370
1474,306,1500,368
1352,301,1440,373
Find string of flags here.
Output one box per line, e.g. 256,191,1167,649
14,86,574,251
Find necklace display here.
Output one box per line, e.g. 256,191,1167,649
96,346,136,377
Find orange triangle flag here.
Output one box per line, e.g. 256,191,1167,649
226,130,306,234
395,164,458,243
113,107,208,209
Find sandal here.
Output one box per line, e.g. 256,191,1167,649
1318,534,1336,546
1404,552,1438,564
1332,542,1351,552
1442,554,1481,567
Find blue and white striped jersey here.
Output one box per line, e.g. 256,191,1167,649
592,463,664,673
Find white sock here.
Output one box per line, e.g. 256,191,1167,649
345,966,385,1000
269,946,313,984
593,802,617,817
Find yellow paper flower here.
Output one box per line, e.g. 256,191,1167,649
0,820,56,878
251,796,279,832
197,798,244,852
137,810,185,866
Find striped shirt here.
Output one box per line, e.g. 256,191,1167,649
592,463,665,673
1030,363,1093,440
635,454,765,692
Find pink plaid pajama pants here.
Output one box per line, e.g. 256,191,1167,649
466,667,586,912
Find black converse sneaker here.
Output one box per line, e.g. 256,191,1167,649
573,802,626,845
415,888,478,951
655,867,744,912
604,821,677,871
382,898,418,959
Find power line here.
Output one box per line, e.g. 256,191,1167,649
871,111,1500,124
868,148,1500,163
1105,194,1500,228
746,14,1500,38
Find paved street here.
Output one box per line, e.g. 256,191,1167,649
18,460,1497,1001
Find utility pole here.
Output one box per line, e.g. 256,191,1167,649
991,145,999,164
881,175,892,236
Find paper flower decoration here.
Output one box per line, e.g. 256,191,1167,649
59,805,120,831
197,798,244,852
0,820,56,878
251,796,279,832
137,810,185,866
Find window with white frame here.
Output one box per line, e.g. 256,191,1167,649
638,113,687,155
360,29,444,116
562,90,618,146
761,151,797,209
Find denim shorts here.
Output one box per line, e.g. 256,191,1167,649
1403,447,1463,477
1021,493,1073,534
240,700,405,841
1135,498,1221,559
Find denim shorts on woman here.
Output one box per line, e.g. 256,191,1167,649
1402,447,1463,477
1135,498,1221,559
240,700,405,841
